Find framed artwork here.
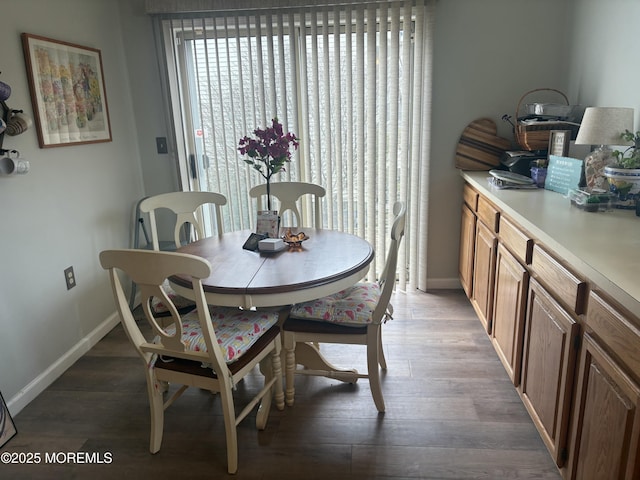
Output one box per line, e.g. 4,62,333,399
0,390,17,449
548,130,571,158
21,33,112,148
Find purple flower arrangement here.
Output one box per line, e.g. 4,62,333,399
238,118,299,210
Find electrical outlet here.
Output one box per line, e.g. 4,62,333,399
64,266,76,290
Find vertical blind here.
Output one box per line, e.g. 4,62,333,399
152,0,434,290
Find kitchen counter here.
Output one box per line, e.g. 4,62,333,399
461,171,640,318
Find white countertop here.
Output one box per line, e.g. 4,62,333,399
462,171,640,318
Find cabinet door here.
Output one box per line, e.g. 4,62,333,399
459,203,476,298
470,219,497,333
566,334,640,480
491,244,529,386
519,278,579,467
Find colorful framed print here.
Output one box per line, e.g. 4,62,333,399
21,33,112,148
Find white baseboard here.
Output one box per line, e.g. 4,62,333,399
7,312,120,416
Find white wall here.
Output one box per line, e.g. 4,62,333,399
427,0,640,286
566,0,640,119
427,0,572,285
0,0,146,413
2,0,639,415
118,0,180,197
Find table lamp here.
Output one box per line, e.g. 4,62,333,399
575,106,634,189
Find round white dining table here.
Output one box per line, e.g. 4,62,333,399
169,228,374,309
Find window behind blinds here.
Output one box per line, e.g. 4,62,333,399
154,0,434,289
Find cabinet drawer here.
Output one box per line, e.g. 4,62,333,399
463,184,478,211
477,195,499,232
531,245,587,315
587,291,640,377
499,216,533,265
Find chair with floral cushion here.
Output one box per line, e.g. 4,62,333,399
137,191,227,316
249,182,326,229
100,248,284,475
282,201,406,413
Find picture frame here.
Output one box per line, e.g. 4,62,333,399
0,390,17,449
548,130,571,158
256,210,280,238
21,33,112,148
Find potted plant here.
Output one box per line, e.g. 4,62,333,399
605,129,640,208
238,118,299,211
612,129,640,168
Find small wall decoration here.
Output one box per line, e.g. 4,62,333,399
0,390,17,448
21,33,112,148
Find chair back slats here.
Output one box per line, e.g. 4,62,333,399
99,249,225,368
249,182,326,229
139,191,227,250
139,283,186,352
373,201,406,323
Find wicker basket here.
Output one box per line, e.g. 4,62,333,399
515,88,580,151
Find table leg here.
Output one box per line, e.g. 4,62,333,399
294,342,360,383
283,340,361,407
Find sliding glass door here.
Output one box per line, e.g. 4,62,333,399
155,1,434,288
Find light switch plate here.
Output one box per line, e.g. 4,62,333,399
156,137,168,154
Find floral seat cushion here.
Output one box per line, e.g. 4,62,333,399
162,307,279,363
289,281,382,326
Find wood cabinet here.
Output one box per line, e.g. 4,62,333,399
567,333,640,480
520,278,579,467
470,219,496,333
565,292,640,480
459,184,479,298
459,203,476,298
469,195,499,334
530,245,587,316
491,243,528,385
459,177,640,479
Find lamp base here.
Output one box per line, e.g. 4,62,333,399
584,145,616,190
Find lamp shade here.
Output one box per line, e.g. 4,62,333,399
575,107,634,146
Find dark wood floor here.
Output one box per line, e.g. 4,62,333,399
2,290,562,479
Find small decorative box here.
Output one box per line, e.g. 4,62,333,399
568,188,615,212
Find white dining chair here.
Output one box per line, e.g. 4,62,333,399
135,191,227,315
100,248,284,474
249,181,326,229
282,201,406,412
139,190,227,250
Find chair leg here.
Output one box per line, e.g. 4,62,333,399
147,373,165,453
377,327,388,370
271,339,285,411
256,357,273,431
219,386,239,475
283,331,296,407
367,326,385,413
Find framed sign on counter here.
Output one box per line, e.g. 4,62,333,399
548,130,571,158
545,155,583,195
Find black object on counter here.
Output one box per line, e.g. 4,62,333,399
500,151,547,177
